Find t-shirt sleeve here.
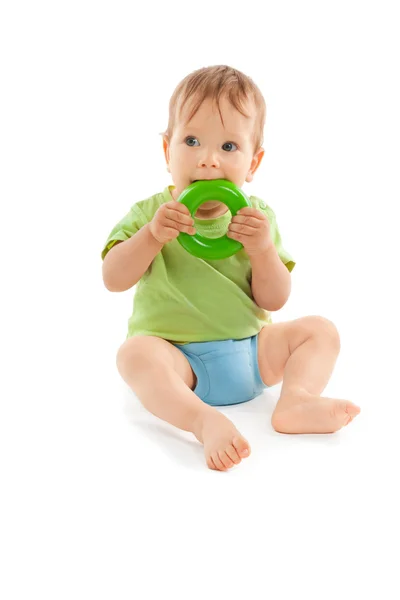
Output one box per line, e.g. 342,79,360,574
101,204,148,261
253,198,296,272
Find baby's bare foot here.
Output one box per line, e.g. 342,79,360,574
193,410,251,471
271,392,361,434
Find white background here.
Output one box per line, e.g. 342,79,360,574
1,1,399,598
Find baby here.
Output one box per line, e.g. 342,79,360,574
101,65,360,471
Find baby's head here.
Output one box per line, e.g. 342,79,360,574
163,65,266,214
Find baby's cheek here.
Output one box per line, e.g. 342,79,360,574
230,153,245,166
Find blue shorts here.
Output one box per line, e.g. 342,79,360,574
172,334,268,407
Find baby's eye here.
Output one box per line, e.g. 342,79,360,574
222,142,238,152
185,136,200,147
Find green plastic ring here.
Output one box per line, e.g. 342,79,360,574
176,179,252,260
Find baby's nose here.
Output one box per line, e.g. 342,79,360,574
198,150,220,169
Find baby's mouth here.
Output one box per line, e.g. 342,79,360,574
191,178,220,183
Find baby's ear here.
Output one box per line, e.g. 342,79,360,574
162,134,171,165
246,172,254,183
246,147,264,183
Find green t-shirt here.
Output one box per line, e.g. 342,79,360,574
101,186,295,344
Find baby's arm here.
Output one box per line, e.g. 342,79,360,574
102,224,163,292
102,199,195,292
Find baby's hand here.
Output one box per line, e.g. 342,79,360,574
227,207,273,257
149,201,196,245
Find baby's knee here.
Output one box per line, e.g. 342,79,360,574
116,336,155,375
305,316,341,349
116,335,173,377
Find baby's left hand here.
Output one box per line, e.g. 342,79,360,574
227,207,273,257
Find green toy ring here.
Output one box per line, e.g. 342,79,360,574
176,179,252,260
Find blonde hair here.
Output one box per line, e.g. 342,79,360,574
163,65,266,151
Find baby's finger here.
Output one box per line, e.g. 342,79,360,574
236,207,266,220
165,217,196,235
229,222,259,235
230,215,262,228
228,229,253,239
163,226,180,240
166,200,192,216
165,207,194,226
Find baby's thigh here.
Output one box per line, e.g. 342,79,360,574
116,335,197,390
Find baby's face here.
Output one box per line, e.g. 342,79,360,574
164,95,264,212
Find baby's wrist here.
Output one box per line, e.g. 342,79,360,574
146,223,165,249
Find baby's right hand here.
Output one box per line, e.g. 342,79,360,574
149,201,196,245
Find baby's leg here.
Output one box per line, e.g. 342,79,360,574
258,316,361,434
116,335,250,471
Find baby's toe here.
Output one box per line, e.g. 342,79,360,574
218,451,235,470
232,435,251,459
211,452,227,471
347,402,361,417
225,444,242,465
336,400,361,426
343,402,361,426
207,456,217,470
